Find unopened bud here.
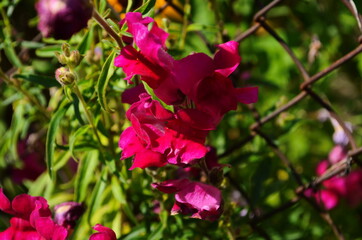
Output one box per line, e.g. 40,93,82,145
62,43,71,57
68,50,81,68
54,202,85,231
55,51,67,65
55,67,75,86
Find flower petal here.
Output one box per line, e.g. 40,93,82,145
151,179,191,194
174,53,214,97
214,41,241,77
90,224,117,240
234,86,258,104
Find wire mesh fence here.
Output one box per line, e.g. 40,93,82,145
210,0,362,239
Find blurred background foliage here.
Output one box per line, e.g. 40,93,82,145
1,0,362,239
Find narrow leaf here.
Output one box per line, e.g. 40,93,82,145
36,45,61,58
69,125,90,161
135,0,156,15
77,26,94,55
74,150,99,202
88,168,108,224
14,74,61,88
46,103,70,179
96,51,116,113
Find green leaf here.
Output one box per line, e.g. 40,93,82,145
96,51,116,113
134,0,156,15
111,176,138,225
143,82,174,112
77,26,94,55
35,45,61,58
4,40,22,68
106,19,120,34
88,168,108,224
21,41,45,49
72,93,85,125
69,125,90,161
46,103,70,179
74,150,99,202
13,74,61,88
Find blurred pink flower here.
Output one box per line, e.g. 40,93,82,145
306,146,362,209
0,189,68,240
89,224,117,240
11,137,46,183
36,0,93,39
152,179,223,221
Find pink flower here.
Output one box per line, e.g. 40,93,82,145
89,224,117,240
119,94,209,169
11,137,46,183
152,179,223,221
114,13,183,105
121,84,146,104
0,189,68,240
173,41,258,122
306,146,362,209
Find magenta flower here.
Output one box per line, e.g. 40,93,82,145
89,224,117,240
173,41,258,122
306,146,362,209
10,137,46,183
121,84,146,104
36,0,93,39
114,12,183,105
119,93,209,169
0,189,68,240
152,179,223,221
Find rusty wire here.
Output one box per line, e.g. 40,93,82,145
229,0,362,239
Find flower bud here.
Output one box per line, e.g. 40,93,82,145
36,0,93,40
68,50,81,68
55,51,67,65
55,67,75,86
54,202,85,230
61,43,71,57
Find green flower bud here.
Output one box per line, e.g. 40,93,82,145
55,67,75,86
68,50,81,68
61,43,71,57
55,51,67,65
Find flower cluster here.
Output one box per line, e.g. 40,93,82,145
0,188,68,240
116,12,258,220
0,189,116,239
305,146,362,210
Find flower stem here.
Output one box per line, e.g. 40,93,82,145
72,83,104,149
92,10,124,49
0,70,50,120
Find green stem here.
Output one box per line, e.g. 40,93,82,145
72,84,104,149
0,70,50,120
92,10,124,49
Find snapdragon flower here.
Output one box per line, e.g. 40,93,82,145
152,179,223,221
0,189,68,240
